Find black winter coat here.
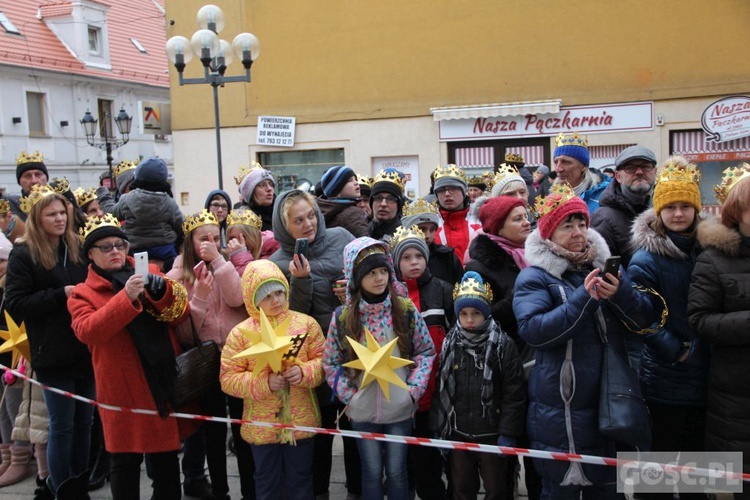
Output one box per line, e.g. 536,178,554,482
5,242,91,374
428,242,463,287
688,218,750,467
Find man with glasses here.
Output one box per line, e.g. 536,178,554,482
205,189,233,248
590,145,658,267
368,168,406,240
432,164,481,265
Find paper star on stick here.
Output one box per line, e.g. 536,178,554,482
343,328,413,401
232,310,293,379
0,311,30,369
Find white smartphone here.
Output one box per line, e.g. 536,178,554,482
134,251,149,284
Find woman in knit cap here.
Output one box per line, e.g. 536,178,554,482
513,183,663,499
237,164,276,231
628,157,710,496
688,162,750,488
316,165,370,237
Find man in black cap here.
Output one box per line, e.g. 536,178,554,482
590,144,658,267
4,151,50,220
368,168,405,240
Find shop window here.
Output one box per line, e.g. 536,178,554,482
258,148,345,193
88,26,101,54
26,92,46,136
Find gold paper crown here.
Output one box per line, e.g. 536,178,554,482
357,174,374,187
532,182,577,219
373,170,407,191
50,177,70,195
452,276,494,303
16,151,44,165
433,164,466,182
492,163,522,184
79,213,121,242
402,198,439,217
656,161,701,186
0,200,9,215
555,132,588,148
114,159,138,178
73,187,97,207
467,175,489,187
390,225,426,250
20,184,56,214
354,245,386,266
226,209,262,230
182,210,219,235
234,162,263,186
505,152,524,164
714,163,750,204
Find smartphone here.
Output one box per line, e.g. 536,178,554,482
134,251,149,284
294,238,309,259
602,256,621,284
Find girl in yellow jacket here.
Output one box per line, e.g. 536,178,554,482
220,259,325,500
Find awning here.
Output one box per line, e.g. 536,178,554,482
431,99,562,121
589,144,635,160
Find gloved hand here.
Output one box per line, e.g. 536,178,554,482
497,435,517,448
145,274,166,301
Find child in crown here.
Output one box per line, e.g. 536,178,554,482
434,271,526,499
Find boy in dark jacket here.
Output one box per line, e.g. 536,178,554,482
434,271,526,500
316,165,370,237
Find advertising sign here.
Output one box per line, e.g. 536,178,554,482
372,156,420,199
257,116,296,147
701,96,750,143
140,101,171,135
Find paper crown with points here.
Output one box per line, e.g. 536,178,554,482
656,161,701,186
493,163,522,183
357,174,374,187
234,162,263,186
354,245,387,266
482,171,496,190
373,169,407,191
714,163,750,205
73,187,98,207
402,198,439,217
452,274,494,303
433,164,466,182
16,151,44,165
390,225,425,249
20,184,56,214
505,152,524,164
532,182,577,220
226,209,262,230
79,213,121,242
182,210,219,235
555,132,588,148
467,175,489,187
0,200,9,215
114,159,138,178
50,177,70,195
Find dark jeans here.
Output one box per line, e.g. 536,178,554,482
351,418,413,500
250,438,314,500
450,434,508,500
36,370,96,491
313,405,361,496
409,411,446,499
111,451,180,500
228,394,256,499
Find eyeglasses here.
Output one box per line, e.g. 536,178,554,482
372,195,398,204
435,186,462,195
209,202,229,210
620,162,656,174
92,241,128,253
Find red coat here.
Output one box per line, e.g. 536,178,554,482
68,261,196,454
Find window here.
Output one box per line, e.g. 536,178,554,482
26,92,46,136
0,12,20,34
97,99,114,139
258,149,345,193
88,26,101,54
130,38,147,53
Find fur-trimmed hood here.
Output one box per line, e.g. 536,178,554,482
468,194,489,219
630,209,693,260
524,227,610,279
696,216,744,257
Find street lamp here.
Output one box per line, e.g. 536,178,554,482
166,4,261,190
80,108,132,190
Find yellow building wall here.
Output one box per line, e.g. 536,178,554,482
165,0,750,131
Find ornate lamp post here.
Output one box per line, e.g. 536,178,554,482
80,107,132,190
165,4,261,190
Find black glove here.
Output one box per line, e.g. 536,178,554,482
145,274,166,301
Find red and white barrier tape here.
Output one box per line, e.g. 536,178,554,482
2,364,748,484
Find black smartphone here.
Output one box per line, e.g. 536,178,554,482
294,238,309,259
602,256,621,284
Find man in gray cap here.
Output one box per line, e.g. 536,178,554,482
590,145,658,267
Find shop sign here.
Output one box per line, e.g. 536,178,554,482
256,116,296,147
438,102,653,141
701,96,750,143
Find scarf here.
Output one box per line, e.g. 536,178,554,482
93,263,177,418
571,170,596,197
543,238,597,267
436,318,503,439
486,233,528,270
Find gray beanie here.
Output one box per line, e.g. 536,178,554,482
253,280,287,307
401,212,440,229
433,175,468,196
392,230,429,273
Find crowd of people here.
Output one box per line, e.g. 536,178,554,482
0,131,747,500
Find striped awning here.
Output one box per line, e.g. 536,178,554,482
672,130,750,154
589,144,636,160
431,99,562,121
506,146,546,166
454,146,494,168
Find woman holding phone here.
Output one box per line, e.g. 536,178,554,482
268,189,362,499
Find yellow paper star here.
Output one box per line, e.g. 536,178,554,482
343,328,413,401
232,310,294,378
0,311,30,369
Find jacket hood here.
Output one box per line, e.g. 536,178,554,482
271,190,327,252
343,237,399,305
630,209,696,260
696,216,744,257
241,259,289,319
524,227,610,279
468,194,489,219
204,189,232,210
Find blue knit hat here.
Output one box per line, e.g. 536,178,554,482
453,271,493,318
320,165,356,198
553,132,590,167
135,157,168,183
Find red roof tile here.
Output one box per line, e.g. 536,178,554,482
0,0,168,87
